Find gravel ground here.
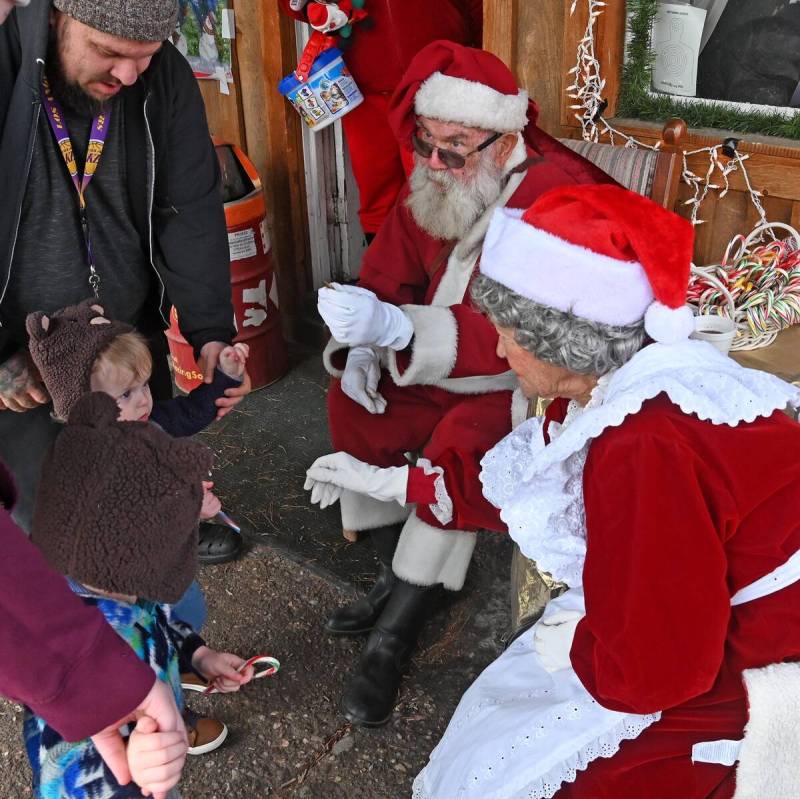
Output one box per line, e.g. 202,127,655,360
0,545,508,798
0,346,515,798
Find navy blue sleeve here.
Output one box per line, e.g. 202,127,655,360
150,368,241,437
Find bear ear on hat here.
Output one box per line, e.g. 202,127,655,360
52,298,106,323
156,436,215,484
169,438,215,479
67,392,120,428
25,311,50,340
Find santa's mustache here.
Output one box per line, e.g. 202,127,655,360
405,157,504,240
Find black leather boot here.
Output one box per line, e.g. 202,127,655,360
324,523,402,636
340,578,438,727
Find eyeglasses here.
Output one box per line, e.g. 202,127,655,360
411,131,502,169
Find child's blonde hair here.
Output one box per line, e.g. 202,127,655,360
91,331,153,385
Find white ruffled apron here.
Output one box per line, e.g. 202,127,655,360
412,342,800,799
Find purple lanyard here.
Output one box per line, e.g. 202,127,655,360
41,75,111,297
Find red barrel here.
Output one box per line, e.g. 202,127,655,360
166,140,288,393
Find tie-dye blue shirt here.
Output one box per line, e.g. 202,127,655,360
24,585,186,799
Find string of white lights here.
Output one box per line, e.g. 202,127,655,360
568,0,771,231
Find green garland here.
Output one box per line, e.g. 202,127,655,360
616,0,800,141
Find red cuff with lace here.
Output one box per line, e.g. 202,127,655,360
406,466,437,505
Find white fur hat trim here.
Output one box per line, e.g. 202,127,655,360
480,208,654,327
414,72,529,133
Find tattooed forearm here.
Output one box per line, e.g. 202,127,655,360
0,351,48,411
0,352,32,397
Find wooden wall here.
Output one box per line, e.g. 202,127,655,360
193,1,311,341
484,0,800,267
515,0,566,138
198,79,245,148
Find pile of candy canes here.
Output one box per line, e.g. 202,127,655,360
688,224,800,351
568,0,800,349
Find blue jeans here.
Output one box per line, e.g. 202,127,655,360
171,580,207,631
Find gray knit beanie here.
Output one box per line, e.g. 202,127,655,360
52,0,178,42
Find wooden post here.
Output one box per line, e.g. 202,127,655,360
233,0,310,340
483,0,518,72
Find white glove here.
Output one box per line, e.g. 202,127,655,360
305,479,343,509
305,452,408,506
533,609,584,672
341,346,387,414
318,284,414,350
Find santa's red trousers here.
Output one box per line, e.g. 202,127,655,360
327,375,511,532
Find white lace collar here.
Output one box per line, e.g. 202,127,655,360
549,370,615,438
480,340,800,586
526,340,800,481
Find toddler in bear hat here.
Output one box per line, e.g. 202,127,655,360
26,299,248,429
27,392,254,798
27,299,248,563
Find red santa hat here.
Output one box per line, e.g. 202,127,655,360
480,184,696,343
388,40,530,149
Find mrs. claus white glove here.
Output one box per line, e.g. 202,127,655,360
305,452,408,506
341,346,387,415
318,284,414,350
533,608,584,672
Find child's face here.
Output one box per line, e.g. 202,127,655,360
90,365,154,422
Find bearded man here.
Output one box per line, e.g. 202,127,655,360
306,41,613,727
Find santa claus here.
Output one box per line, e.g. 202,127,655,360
412,184,800,798
305,41,612,727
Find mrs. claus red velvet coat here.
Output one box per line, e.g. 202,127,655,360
543,395,800,798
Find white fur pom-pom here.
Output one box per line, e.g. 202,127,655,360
644,302,694,344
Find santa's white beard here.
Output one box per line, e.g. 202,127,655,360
405,156,505,241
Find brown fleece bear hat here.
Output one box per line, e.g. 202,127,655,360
27,300,134,422
31,392,213,604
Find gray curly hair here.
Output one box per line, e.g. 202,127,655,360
471,274,647,375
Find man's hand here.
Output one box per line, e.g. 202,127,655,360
317,284,413,350
341,346,387,414
305,452,408,506
0,350,49,412
196,341,226,383
0,0,29,25
90,679,186,799
303,477,343,509
216,369,251,419
196,341,251,419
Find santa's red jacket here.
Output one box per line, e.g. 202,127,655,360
326,110,613,388
278,0,483,93
324,112,613,532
